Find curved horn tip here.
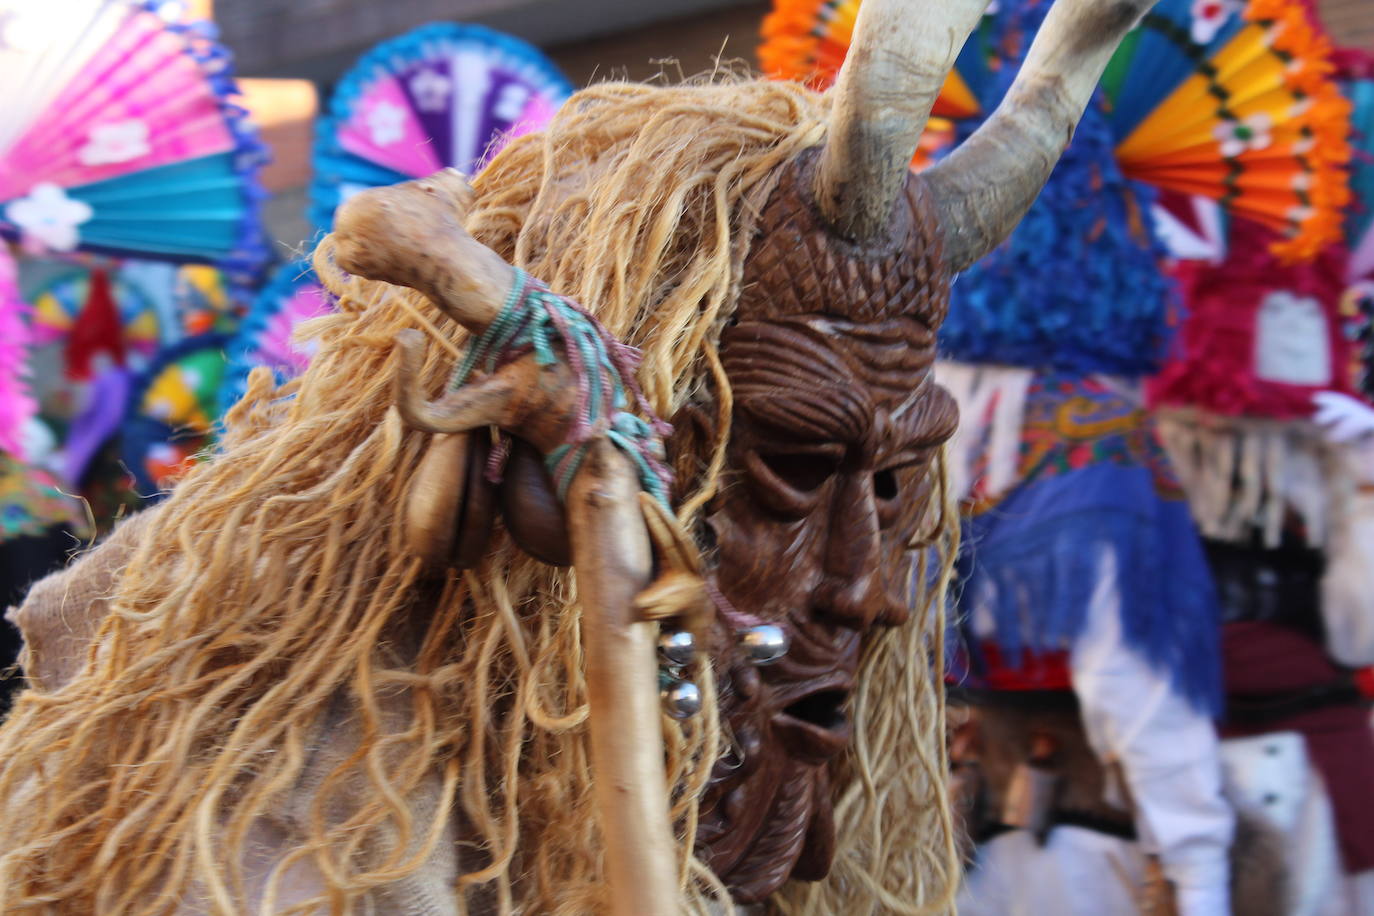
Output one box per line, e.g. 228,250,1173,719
926,0,1162,270
814,0,993,241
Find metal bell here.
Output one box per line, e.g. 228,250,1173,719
738,624,788,665
661,680,703,719
657,629,696,667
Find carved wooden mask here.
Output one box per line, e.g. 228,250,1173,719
686,151,958,901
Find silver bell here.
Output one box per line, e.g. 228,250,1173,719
657,629,696,667
661,680,703,719
739,624,789,665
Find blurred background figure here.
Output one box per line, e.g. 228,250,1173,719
1150,51,1374,910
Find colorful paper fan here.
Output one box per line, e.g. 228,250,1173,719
758,0,992,165
219,260,334,414
1100,0,1351,260
122,332,226,492
758,0,993,119
309,22,573,229
172,262,241,336
0,1,268,276
25,265,161,372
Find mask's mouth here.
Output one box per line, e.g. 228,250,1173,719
772,682,853,764
784,689,849,732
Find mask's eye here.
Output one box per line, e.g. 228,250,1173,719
873,468,899,502
759,452,838,493
874,450,937,528
744,448,841,517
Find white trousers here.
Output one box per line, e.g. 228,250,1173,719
957,826,1147,916
1220,731,1374,916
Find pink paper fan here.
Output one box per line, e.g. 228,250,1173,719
0,246,36,458
256,283,332,374
0,4,236,202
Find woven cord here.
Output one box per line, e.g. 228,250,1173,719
446,269,673,507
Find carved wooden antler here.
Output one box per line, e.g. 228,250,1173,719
333,172,680,916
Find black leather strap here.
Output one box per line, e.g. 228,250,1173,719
977,809,1138,845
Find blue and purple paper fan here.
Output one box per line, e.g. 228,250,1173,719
1346,73,1374,282
309,21,572,230
218,259,333,415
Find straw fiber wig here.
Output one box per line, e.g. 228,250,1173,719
0,0,1166,911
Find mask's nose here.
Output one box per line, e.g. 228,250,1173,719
811,472,908,628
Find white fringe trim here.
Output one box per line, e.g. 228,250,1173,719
1153,408,1351,548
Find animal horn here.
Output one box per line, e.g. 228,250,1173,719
814,0,992,242
924,0,1156,272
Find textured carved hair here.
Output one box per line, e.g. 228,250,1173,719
0,78,955,914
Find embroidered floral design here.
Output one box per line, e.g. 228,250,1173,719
4,183,94,253
0,8,54,53
78,120,152,167
365,100,406,146
1190,0,1243,44
1213,113,1273,158
408,68,450,112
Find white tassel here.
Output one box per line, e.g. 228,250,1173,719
1156,410,1345,547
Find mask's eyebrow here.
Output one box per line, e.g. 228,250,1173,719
723,320,874,445
735,387,871,445
889,379,958,450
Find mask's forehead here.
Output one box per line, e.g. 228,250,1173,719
721,315,951,453
734,150,950,327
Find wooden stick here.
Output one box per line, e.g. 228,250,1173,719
566,440,680,916
392,330,523,434
333,170,513,335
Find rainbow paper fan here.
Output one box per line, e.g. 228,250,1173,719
171,262,241,336
122,332,226,492
1101,0,1351,260
758,0,992,165
112,259,246,341
758,0,993,120
218,260,333,414
25,265,162,371
309,22,572,229
0,1,268,276
19,263,160,486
